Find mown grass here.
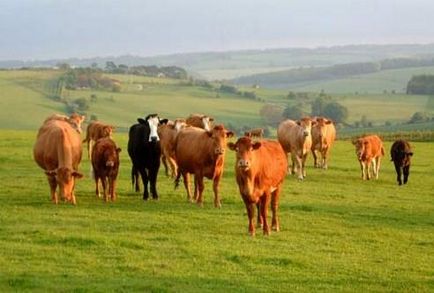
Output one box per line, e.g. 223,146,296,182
0,130,433,292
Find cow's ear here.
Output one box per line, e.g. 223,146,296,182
408,152,413,156
72,171,84,179
137,118,146,124
116,148,122,153
45,170,57,176
160,119,169,125
226,131,234,138
209,117,214,122
311,121,317,126
252,142,262,150
296,121,301,126
227,142,237,151
326,120,333,125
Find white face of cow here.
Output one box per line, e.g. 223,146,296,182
202,117,211,132
174,120,187,132
147,116,160,142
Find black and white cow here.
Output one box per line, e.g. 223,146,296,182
390,139,413,185
128,114,168,200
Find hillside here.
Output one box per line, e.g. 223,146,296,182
2,44,434,80
1,69,433,135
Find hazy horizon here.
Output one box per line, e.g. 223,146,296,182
1,0,434,61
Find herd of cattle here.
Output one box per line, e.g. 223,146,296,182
33,113,414,235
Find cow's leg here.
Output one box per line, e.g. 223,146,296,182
245,201,256,236
301,152,308,178
260,193,271,235
139,168,149,200
109,177,116,201
161,155,169,177
148,165,159,200
359,161,366,180
295,153,304,180
182,172,193,202
271,186,281,232
101,177,108,202
394,162,402,185
312,149,319,168
403,165,410,184
256,202,263,228
375,157,381,179
168,156,178,178
322,149,328,169
196,175,205,207
212,174,222,208
94,175,101,198
47,175,58,204
131,166,140,192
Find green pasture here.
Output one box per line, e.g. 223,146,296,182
0,130,433,292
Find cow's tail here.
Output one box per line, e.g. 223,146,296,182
381,145,385,156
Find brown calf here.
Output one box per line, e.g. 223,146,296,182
311,117,336,169
390,139,413,185
353,135,385,180
91,137,121,201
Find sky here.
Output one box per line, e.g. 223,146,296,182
0,0,433,61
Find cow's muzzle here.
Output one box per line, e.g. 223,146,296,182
237,159,251,170
215,147,225,155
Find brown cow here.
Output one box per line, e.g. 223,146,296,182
158,119,187,177
390,139,413,185
352,135,385,180
33,118,83,204
244,128,264,138
228,137,287,236
311,117,336,169
44,113,85,134
83,121,115,160
91,137,121,201
277,118,315,180
186,114,214,131
174,124,234,207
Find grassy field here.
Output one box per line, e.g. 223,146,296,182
0,130,433,291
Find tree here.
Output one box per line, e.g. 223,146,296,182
311,97,327,116
323,102,348,123
259,104,284,126
409,112,430,123
282,105,304,120
105,61,117,73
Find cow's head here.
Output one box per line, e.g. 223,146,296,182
103,125,115,138
314,117,333,149
352,138,369,161
105,147,122,167
206,124,234,157
68,113,86,133
138,114,169,142
201,115,214,131
228,137,261,171
173,119,187,132
296,117,315,137
45,167,83,204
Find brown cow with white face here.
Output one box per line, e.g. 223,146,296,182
228,137,287,236
186,114,214,131
34,118,83,204
174,124,233,207
277,117,315,180
311,117,336,169
91,137,121,202
158,119,187,177
352,135,385,180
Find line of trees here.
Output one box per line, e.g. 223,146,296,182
406,75,434,94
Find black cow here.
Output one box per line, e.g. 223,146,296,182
128,114,168,200
390,140,413,185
